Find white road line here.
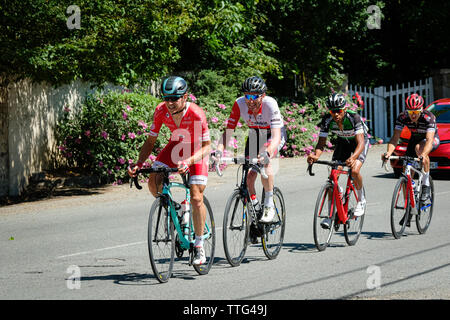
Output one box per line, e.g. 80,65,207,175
56,241,146,259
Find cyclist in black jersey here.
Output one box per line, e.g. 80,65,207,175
382,93,439,203
307,93,369,228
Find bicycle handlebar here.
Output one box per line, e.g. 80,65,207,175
381,155,422,172
213,156,268,179
130,167,182,190
307,160,347,177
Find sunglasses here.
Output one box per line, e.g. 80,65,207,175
163,95,182,102
245,94,261,100
407,109,422,115
329,109,345,115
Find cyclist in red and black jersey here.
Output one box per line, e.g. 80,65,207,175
383,93,440,202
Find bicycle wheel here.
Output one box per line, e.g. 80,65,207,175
416,177,434,234
344,186,365,246
223,190,249,267
262,187,286,259
193,196,216,275
313,182,336,251
148,197,175,283
390,176,410,239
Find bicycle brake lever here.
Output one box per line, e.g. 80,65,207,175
307,163,315,176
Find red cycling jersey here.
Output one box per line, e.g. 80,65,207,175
149,102,210,183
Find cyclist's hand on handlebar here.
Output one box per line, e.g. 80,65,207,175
381,152,390,161
211,150,222,162
128,162,143,177
177,160,190,175
307,153,319,164
346,156,356,168
258,151,270,165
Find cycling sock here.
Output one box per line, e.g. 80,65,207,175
194,236,204,248
422,171,430,186
357,188,365,202
264,191,274,208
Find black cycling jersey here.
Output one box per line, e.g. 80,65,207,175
319,110,368,141
394,110,439,140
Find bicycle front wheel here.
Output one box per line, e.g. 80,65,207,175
313,182,335,251
223,190,249,267
390,177,409,239
344,186,365,246
416,177,434,234
148,197,175,283
193,196,216,275
262,187,286,260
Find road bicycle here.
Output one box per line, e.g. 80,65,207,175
131,167,215,283
383,155,434,239
308,160,365,251
212,156,286,266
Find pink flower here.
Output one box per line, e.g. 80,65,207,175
75,138,81,144
118,158,126,165
286,111,293,115
122,112,128,120
218,104,226,110
98,161,104,168
189,94,197,102
128,132,136,139
126,105,132,111
301,127,308,133
84,130,91,137
64,106,71,112
211,117,218,123
86,150,91,155
299,108,306,114
138,120,148,129
292,144,297,149
237,122,242,128
121,134,126,141
149,154,156,161
101,131,108,139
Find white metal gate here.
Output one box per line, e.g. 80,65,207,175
348,77,434,141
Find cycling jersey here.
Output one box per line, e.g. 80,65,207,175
319,110,368,141
394,110,439,140
227,96,284,130
319,111,369,163
227,96,287,158
149,102,210,183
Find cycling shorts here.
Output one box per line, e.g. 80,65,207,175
332,138,369,164
406,136,440,157
153,140,208,185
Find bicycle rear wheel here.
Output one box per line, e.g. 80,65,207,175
148,197,175,283
313,182,335,251
193,196,216,275
416,177,434,234
223,190,249,267
262,187,286,260
390,176,409,239
344,186,365,246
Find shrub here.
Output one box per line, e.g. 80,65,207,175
56,90,165,184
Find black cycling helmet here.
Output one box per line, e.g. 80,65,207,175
242,76,267,94
326,93,347,110
161,76,188,97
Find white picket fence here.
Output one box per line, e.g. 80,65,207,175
348,77,434,141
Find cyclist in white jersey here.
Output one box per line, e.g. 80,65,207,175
215,76,286,224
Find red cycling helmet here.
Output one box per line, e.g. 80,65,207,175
405,93,424,110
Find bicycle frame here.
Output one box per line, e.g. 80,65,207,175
328,167,357,225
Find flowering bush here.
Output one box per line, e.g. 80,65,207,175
56,90,164,184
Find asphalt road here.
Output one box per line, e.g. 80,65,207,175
1,144,449,300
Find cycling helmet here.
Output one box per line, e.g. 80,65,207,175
242,76,267,94
161,76,188,97
326,93,346,110
405,93,424,110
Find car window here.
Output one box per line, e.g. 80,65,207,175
427,103,450,123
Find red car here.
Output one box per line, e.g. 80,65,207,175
391,98,450,177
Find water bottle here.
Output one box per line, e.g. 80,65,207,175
250,194,261,212
181,199,190,235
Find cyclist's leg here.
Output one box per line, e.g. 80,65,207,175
416,136,439,200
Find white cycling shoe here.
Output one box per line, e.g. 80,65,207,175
260,206,276,224
193,246,206,265
354,199,366,217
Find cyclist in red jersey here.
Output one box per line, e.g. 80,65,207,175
128,76,211,265
382,93,439,204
